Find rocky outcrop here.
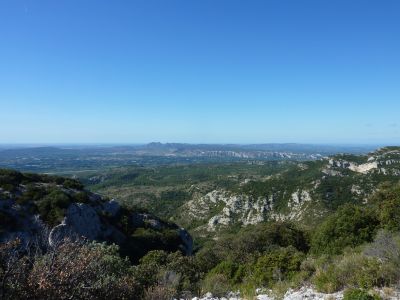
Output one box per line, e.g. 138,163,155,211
328,159,378,174
48,200,128,246
185,190,274,232
348,162,378,174
49,203,102,246
1,182,193,257
195,286,400,300
131,212,162,229
101,198,120,216
179,228,193,255
184,187,317,232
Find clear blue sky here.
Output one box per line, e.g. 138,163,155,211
0,0,399,144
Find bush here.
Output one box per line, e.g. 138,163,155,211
1,240,140,300
200,221,309,270
144,285,176,300
250,246,305,287
135,250,169,287
313,252,393,293
0,169,24,191
311,204,379,255
135,250,200,297
62,178,84,190
208,260,246,285
36,190,72,226
201,273,231,297
372,183,400,231
0,239,31,299
343,288,382,300
73,191,90,203
16,184,48,205
313,230,400,293
29,242,140,300
124,227,182,263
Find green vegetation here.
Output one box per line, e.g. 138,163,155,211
192,183,400,296
82,162,290,221
0,168,187,265
310,204,379,255
2,146,400,298
36,190,74,226
371,183,400,231
343,289,382,300
77,146,400,235
0,169,87,226
0,168,84,192
0,241,141,300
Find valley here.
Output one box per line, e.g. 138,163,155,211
79,147,400,240
1,145,400,299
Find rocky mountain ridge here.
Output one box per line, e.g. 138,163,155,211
178,147,400,235
0,170,193,262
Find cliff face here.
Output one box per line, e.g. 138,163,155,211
0,170,193,261
178,147,400,235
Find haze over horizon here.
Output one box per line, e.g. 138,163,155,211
1,1,399,144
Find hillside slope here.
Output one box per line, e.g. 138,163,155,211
0,169,192,262
180,147,400,235
82,147,400,239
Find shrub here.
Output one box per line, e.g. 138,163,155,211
0,239,31,299
343,288,382,300
311,204,379,255
194,245,221,274
201,221,309,269
250,246,305,287
135,250,169,287
313,252,391,293
234,221,310,254
0,169,24,191
163,251,200,293
0,240,140,300
36,190,72,226
73,191,90,203
144,285,176,300
16,184,48,205
135,250,200,296
201,273,231,297
208,260,246,285
28,242,140,300
362,230,400,286
124,227,182,263
62,178,84,190
372,184,400,231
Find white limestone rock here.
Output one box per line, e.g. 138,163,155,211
49,203,102,246
348,162,378,174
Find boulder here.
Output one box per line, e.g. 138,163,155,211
102,199,121,217
49,203,102,246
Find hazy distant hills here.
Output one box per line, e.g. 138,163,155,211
0,143,379,173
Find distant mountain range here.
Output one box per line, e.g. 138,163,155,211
0,143,380,173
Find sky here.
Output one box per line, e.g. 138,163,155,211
0,0,399,144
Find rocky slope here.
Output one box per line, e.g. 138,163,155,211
192,286,400,300
0,169,193,261
178,147,400,235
